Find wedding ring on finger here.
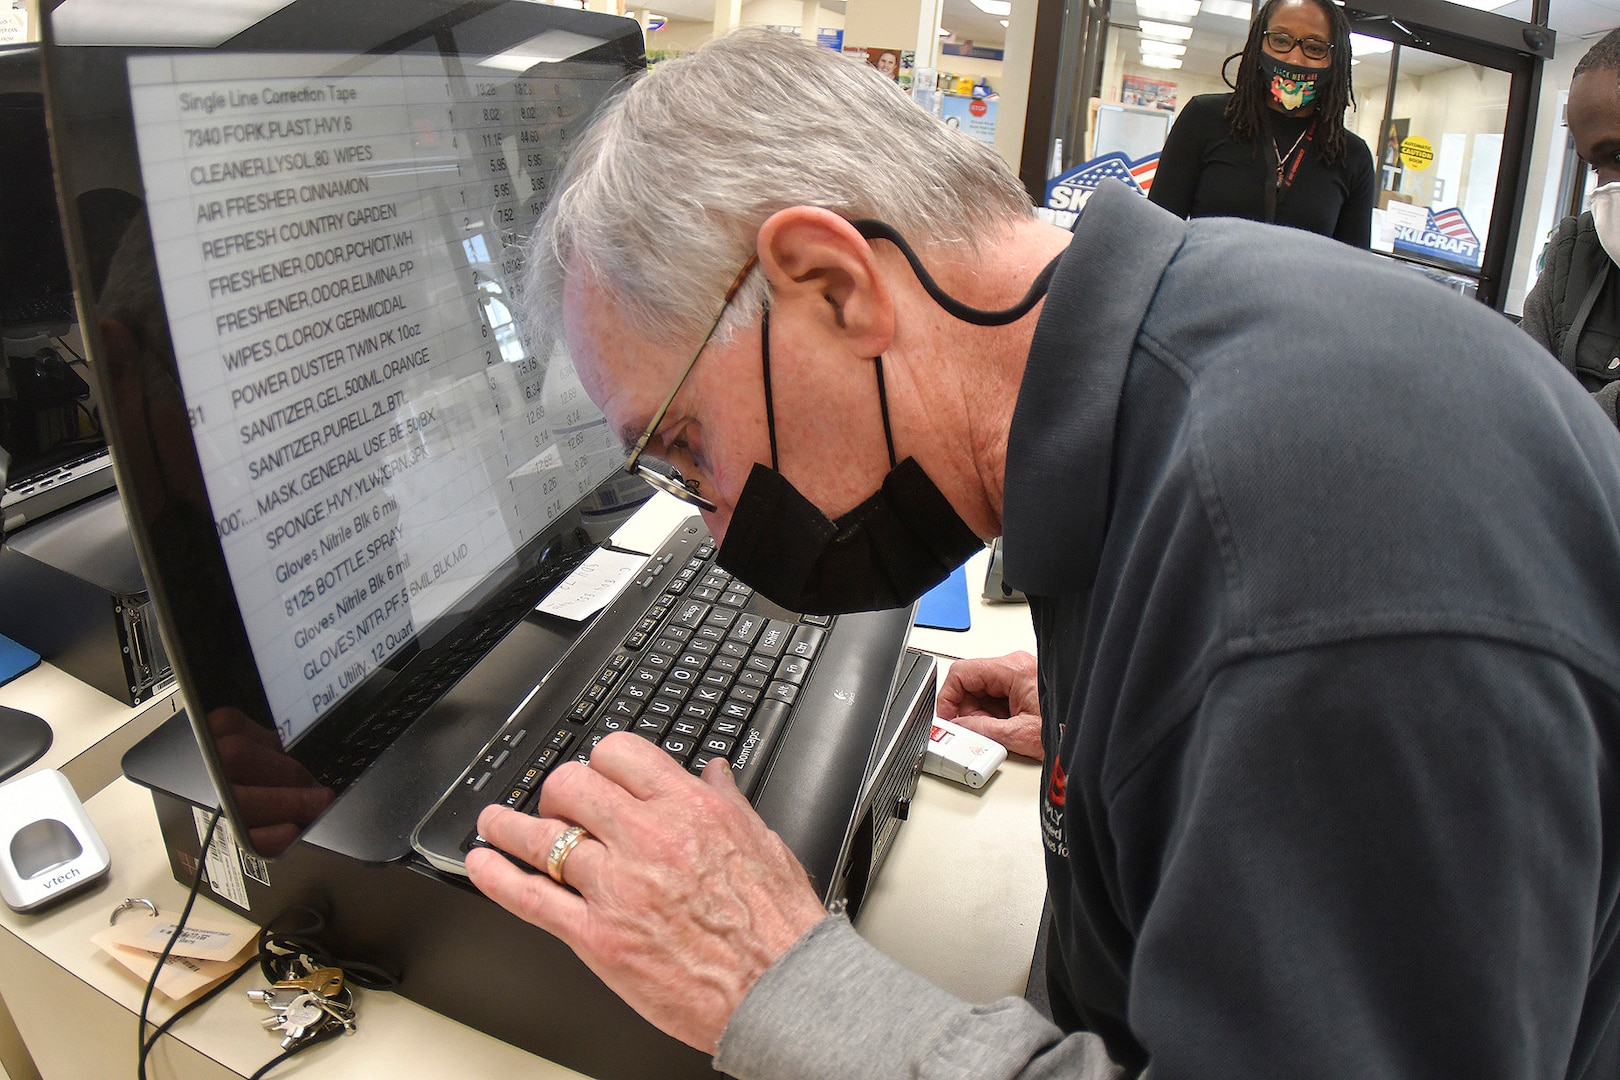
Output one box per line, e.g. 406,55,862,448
545,824,590,885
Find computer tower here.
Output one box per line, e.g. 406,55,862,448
0,488,170,704
123,648,936,1080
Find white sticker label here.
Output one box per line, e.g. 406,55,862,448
103,914,257,963
193,808,251,911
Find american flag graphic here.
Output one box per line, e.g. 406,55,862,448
1429,208,1478,244
1064,152,1147,194
1044,152,1162,215
1130,156,1158,194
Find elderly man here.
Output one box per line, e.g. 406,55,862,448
467,28,1620,1080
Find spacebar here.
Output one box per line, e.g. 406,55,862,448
728,699,791,800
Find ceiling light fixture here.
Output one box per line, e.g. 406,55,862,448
1135,0,1201,22
1139,39,1188,55
478,30,608,69
1138,55,1184,69
52,0,289,45
970,0,1012,15
1350,32,1394,55
1138,19,1194,40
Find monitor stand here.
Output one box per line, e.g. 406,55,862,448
0,705,51,783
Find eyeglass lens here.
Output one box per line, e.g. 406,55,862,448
635,461,717,512
1265,31,1331,60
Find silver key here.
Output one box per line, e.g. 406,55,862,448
255,995,293,1029
277,994,328,1048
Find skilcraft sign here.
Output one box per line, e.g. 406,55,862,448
1044,151,1159,211
1393,206,1482,270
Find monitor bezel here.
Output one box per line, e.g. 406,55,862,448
41,0,645,857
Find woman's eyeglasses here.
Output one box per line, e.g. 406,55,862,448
1262,30,1333,61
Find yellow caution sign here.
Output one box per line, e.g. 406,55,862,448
1399,135,1434,171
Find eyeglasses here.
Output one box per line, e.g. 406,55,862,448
1262,30,1333,61
622,256,758,513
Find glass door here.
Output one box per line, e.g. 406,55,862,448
1029,0,1552,308
1343,2,1548,305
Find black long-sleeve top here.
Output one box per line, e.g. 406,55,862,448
1148,92,1375,247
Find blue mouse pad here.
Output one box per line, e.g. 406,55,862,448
915,564,971,632
0,633,41,687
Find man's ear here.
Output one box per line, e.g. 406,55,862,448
755,206,893,358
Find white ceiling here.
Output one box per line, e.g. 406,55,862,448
647,0,1010,47
1110,0,1620,89
1506,0,1620,42
646,0,1620,66
937,0,1014,45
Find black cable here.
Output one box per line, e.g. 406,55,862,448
132,842,401,1079
246,1023,345,1080
255,906,399,992
137,809,223,1080
52,336,85,364
238,907,400,1078
138,956,257,1062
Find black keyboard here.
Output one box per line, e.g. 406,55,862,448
460,536,832,852
2,449,107,501
302,538,593,791
0,294,75,327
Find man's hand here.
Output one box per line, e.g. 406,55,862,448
206,707,334,855
465,732,829,1054
936,651,1043,758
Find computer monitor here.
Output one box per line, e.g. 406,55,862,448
0,41,111,533
42,0,646,853
0,44,75,337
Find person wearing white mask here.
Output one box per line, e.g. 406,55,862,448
1522,27,1620,426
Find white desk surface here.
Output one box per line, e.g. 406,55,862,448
0,661,179,800
0,495,1043,1079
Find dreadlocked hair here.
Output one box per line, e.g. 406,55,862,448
1223,0,1357,165
1574,26,1620,80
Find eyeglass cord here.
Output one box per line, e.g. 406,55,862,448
849,219,1061,327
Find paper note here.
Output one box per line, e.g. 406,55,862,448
537,548,648,621
103,913,258,964
1384,201,1429,233
92,927,255,1002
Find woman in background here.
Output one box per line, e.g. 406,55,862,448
1148,0,1375,246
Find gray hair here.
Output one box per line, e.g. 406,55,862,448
522,27,1034,352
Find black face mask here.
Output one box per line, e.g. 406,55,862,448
715,220,1061,615
1257,52,1327,111
719,456,984,614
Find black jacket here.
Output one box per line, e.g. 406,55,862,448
1521,211,1620,425
1147,93,1375,247
1010,184,1620,1079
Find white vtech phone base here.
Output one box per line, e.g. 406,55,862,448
0,768,110,912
